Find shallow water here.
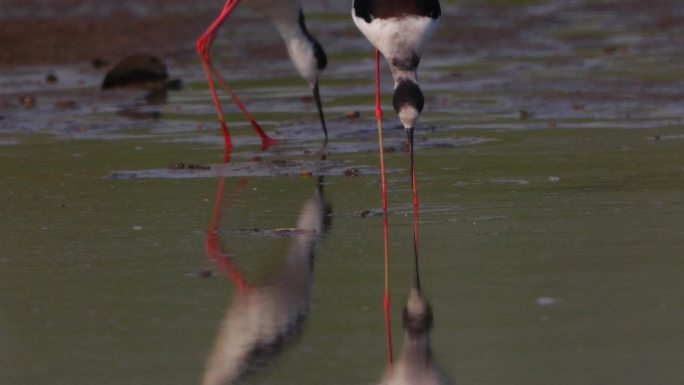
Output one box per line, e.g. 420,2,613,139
2,1,684,384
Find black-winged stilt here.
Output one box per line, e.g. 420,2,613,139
197,0,329,158
351,0,441,363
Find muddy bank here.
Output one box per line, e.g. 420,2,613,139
0,2,213,67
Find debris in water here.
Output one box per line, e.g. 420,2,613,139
536,297,559,306
188,164,210,170
603,45,628,55
345,110,360,119
117,108,161,120
197,270,213,278
548,176,560,183
518,109,532,120
344,168,360,177
53,100,78,110
19,95,37,108
168,162,209,170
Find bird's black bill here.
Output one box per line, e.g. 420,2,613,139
313,81,328,143
406,127,421,291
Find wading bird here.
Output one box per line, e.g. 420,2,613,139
197,0,329,157
351,0,441,362
352,0,441,215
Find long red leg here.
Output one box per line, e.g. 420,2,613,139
197,0,277,156
375,49,394,366
209,65,278,150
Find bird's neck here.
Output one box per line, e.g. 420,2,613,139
270,10,311,47
271,10,322,87
401,332,432,364
391,69,418,89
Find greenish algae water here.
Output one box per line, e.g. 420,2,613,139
2,0,684,384
2,128,683,385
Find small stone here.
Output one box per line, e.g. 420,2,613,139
344,168,360,177
19,95,37,108
345,110,360,119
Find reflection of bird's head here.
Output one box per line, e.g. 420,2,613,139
402,288,433,336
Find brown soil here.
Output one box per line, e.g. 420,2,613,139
0,1,215,67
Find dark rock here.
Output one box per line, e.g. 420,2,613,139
101,54,168,90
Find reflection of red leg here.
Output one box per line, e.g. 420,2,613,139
205,177,251,291
196,0,277,154
375,49,394,366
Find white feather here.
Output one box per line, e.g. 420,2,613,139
352,14,440,64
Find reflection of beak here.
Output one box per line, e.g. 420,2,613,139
313,80,328,143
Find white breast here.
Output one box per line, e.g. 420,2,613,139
352,13,440,63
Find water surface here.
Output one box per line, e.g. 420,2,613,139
2,1,684,384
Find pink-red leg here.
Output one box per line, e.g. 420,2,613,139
375,49,394,366
197,0,277,156
208,64,278,151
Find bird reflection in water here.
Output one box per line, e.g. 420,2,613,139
379,288,452,385
379,213,452,385
202,170,331,385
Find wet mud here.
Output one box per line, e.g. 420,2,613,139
1,0,683,159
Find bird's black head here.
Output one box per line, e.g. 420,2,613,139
393,80,424,114
393,80,424,129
